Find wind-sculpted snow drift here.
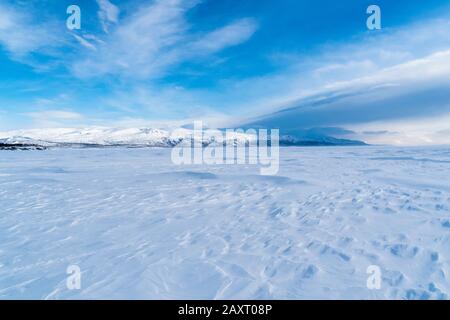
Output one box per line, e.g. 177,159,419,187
0,146,449,299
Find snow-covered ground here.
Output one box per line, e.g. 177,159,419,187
0,146,449,299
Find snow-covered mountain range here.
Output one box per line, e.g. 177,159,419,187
0,127,254,148
0,127,366,149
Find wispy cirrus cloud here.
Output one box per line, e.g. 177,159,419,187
72,0,258,78
0,2,63,61
25,110,83,121
189,18,258,55
72,34,98,51
23,110,84,128
97,0,120,33
0,0,257,79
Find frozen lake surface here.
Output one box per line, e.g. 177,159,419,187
0,146,450,299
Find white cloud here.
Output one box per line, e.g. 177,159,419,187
72,0,197,78
72,0,258,79
348,113,450,146
25,110,83,120
99,84,227,121
190,18,258,54
23,110,84,128
194,17,450,145
72,34,97,51
0,3,61,60
211,18,450,118
97,0,120,33
234,47,450,145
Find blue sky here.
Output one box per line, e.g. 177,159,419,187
1,0,450,145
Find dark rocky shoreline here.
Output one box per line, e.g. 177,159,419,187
0,143,47,150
